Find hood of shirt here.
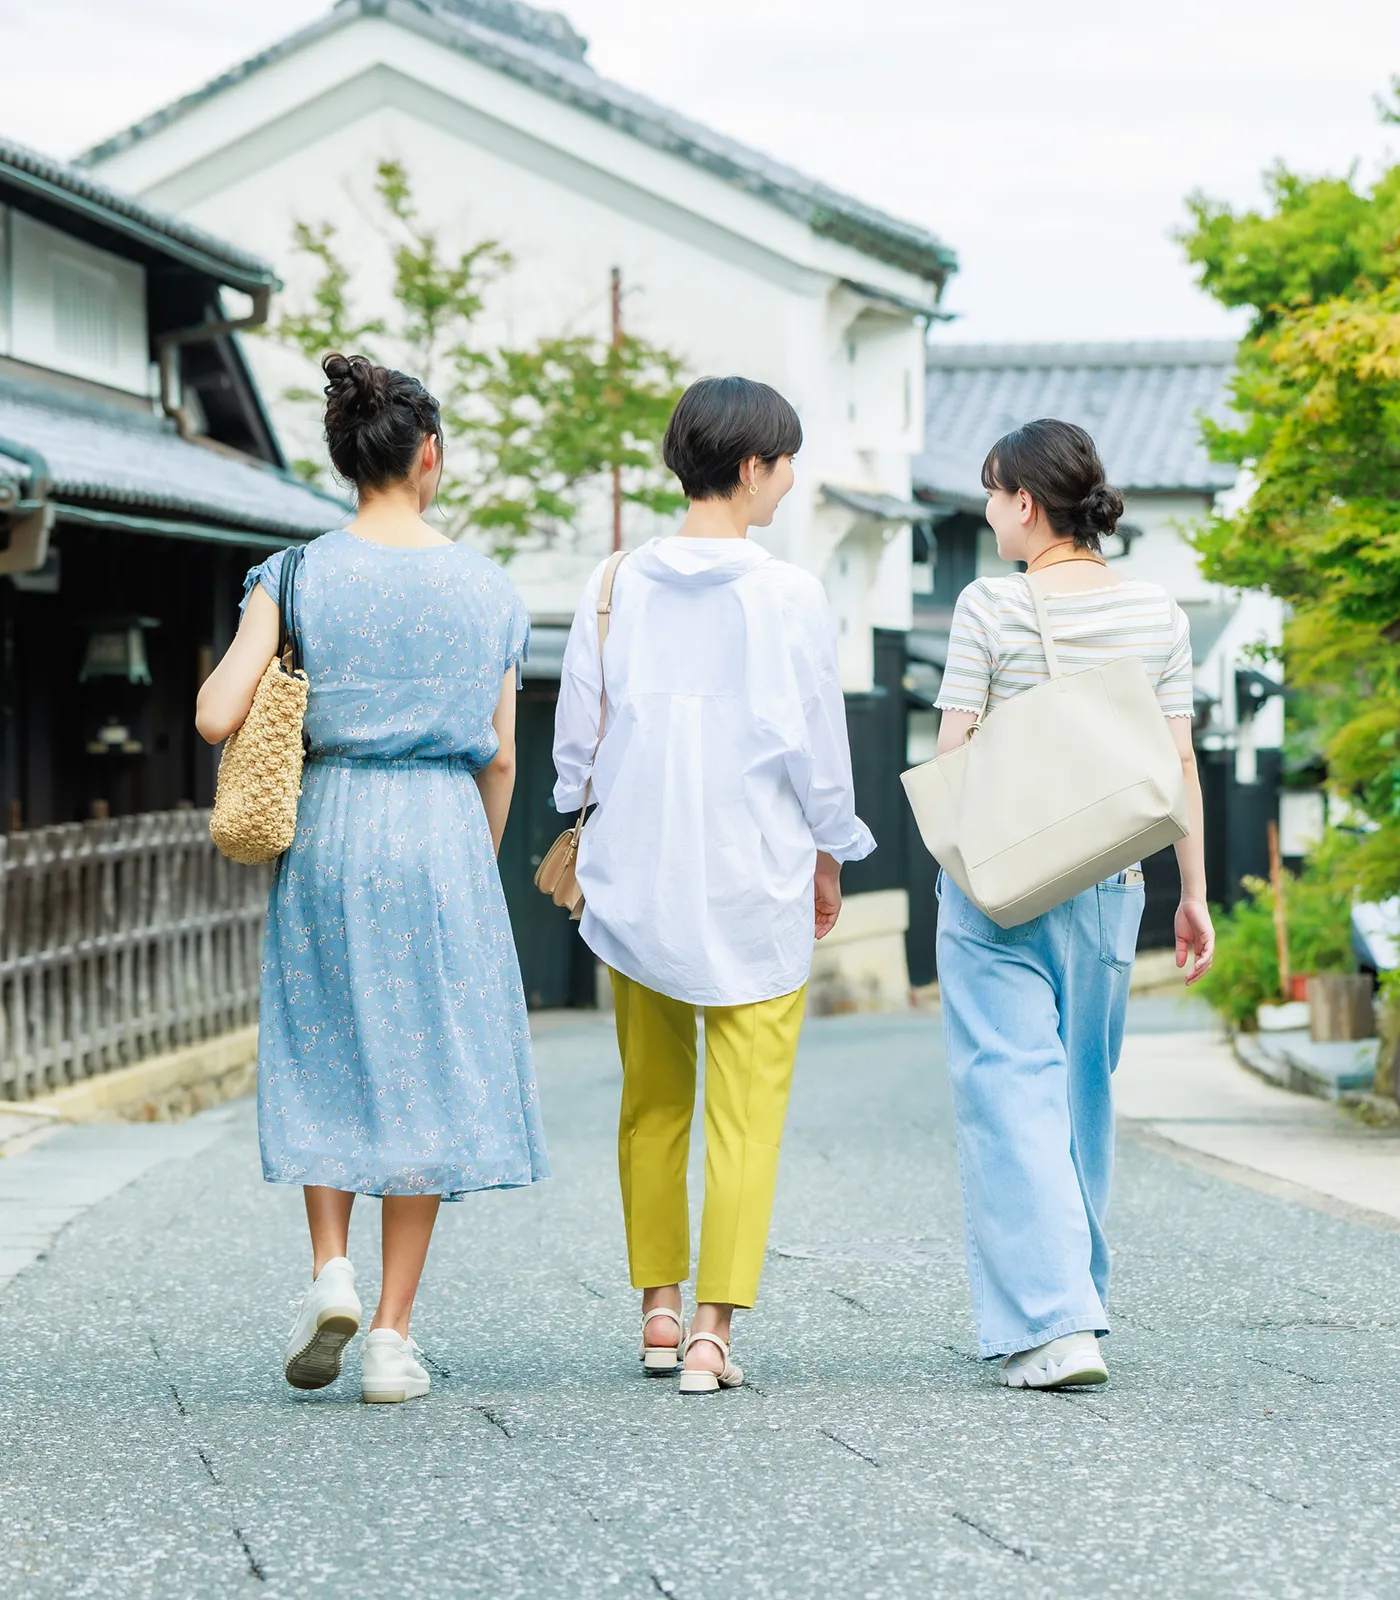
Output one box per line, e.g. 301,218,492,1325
624,535,772,588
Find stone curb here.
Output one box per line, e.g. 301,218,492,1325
3,1025,259,1135
1234,1028,1377,1101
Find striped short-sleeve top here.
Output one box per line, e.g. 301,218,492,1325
935,575,1195,719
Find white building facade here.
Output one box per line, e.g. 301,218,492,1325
83,0,951,696
83,0,954,1008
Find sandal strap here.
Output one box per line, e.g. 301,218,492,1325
682,1329,730,1362
641,1306,685,1341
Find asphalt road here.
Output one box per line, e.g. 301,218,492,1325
4,1008,1399,1600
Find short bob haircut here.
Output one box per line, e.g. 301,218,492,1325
663,376,802,501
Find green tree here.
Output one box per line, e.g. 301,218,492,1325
1178,80,1400,895
268,159,686,556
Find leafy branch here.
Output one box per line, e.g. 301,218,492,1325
264,159,686,553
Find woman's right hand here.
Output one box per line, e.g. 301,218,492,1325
1175,897,1215,985
814,852,842,940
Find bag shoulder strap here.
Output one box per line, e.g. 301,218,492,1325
1022,571,1062,680
277,545,306,675
571,550,629,836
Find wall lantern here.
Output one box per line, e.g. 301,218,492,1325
78,617,160,685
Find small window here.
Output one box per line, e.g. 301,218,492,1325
53,256,119,368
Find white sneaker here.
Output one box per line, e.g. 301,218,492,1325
999,1331,1108,1390
283,1257,362,1391
361,1329,431,1404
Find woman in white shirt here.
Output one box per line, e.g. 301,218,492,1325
934,419,1214,1392
553,376,874,1394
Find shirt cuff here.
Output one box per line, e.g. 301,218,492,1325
552,779,589,813
816,818,877,864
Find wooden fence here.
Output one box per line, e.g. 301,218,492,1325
0,811,268,1101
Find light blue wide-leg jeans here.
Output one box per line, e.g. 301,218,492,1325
935,871,1144,1359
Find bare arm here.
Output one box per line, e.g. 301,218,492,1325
1168,716,1214,984
935,708,979,757
195,586,280,745
474,670,518,856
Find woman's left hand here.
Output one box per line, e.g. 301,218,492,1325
814,852,842,940
1175,897,1215,985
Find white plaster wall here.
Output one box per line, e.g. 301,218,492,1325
1112,492,1221,600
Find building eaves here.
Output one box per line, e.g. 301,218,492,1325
925,340,1239,371
917,340,1240,500
0,377,348,541
0,137,279,295
80,0,956,287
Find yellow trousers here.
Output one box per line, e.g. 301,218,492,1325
611,969,806,1308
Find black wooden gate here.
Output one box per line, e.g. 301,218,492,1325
496,684,595,1010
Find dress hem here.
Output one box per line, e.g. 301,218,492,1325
261,1163,549,1202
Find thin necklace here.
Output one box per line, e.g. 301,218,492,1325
1025,544,1107,573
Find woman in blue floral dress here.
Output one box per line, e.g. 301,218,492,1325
197,353,547,1403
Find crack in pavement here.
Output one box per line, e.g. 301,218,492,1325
1249,1356,1328,1385
234,1527,266,1582
819,1427,880,1467
829,1288,871,1314
949,1509,1037,1562
1045,1390,1113,1422
474,1404,514,1439
938,1341,981,1365
1210,1466,1312,1511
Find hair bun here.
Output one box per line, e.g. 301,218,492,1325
321,351,390,422
1072,481,1124,539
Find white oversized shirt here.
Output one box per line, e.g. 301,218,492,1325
552,536,875,1007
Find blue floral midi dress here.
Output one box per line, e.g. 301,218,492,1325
242,530,549,1200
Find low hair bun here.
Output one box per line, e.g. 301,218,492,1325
979,418,1122,552
1072,482,1124,541
319,351,442,493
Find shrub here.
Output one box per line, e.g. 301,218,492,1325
1197,835,1358,1029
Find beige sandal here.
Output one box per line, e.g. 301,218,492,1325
678,1329,744,1396
639,1305,686,1375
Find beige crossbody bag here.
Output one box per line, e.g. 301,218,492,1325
901,573,1188,928
533,549,628,920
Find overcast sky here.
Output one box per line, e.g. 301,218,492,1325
7,0,1400,342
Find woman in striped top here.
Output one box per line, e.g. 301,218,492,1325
933,419,1213,1392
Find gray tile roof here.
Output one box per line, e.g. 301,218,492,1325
917,341,1239,500
81,0,955,289
0,378,349,539
0,137,278,295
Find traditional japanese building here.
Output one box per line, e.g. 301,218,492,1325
0,137,348,832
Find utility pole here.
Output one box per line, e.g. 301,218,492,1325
610,265,623,554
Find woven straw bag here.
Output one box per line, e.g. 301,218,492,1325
901,572,1188,928
534,549,627,919
210,547,309,865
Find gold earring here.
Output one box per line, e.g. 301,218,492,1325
749,481,759,496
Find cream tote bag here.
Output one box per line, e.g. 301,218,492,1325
901,574,1188,928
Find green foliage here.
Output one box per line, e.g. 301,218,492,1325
266,159,686,555
1197,833,1359,1028
443,335,685,556
1179,97,1400,896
